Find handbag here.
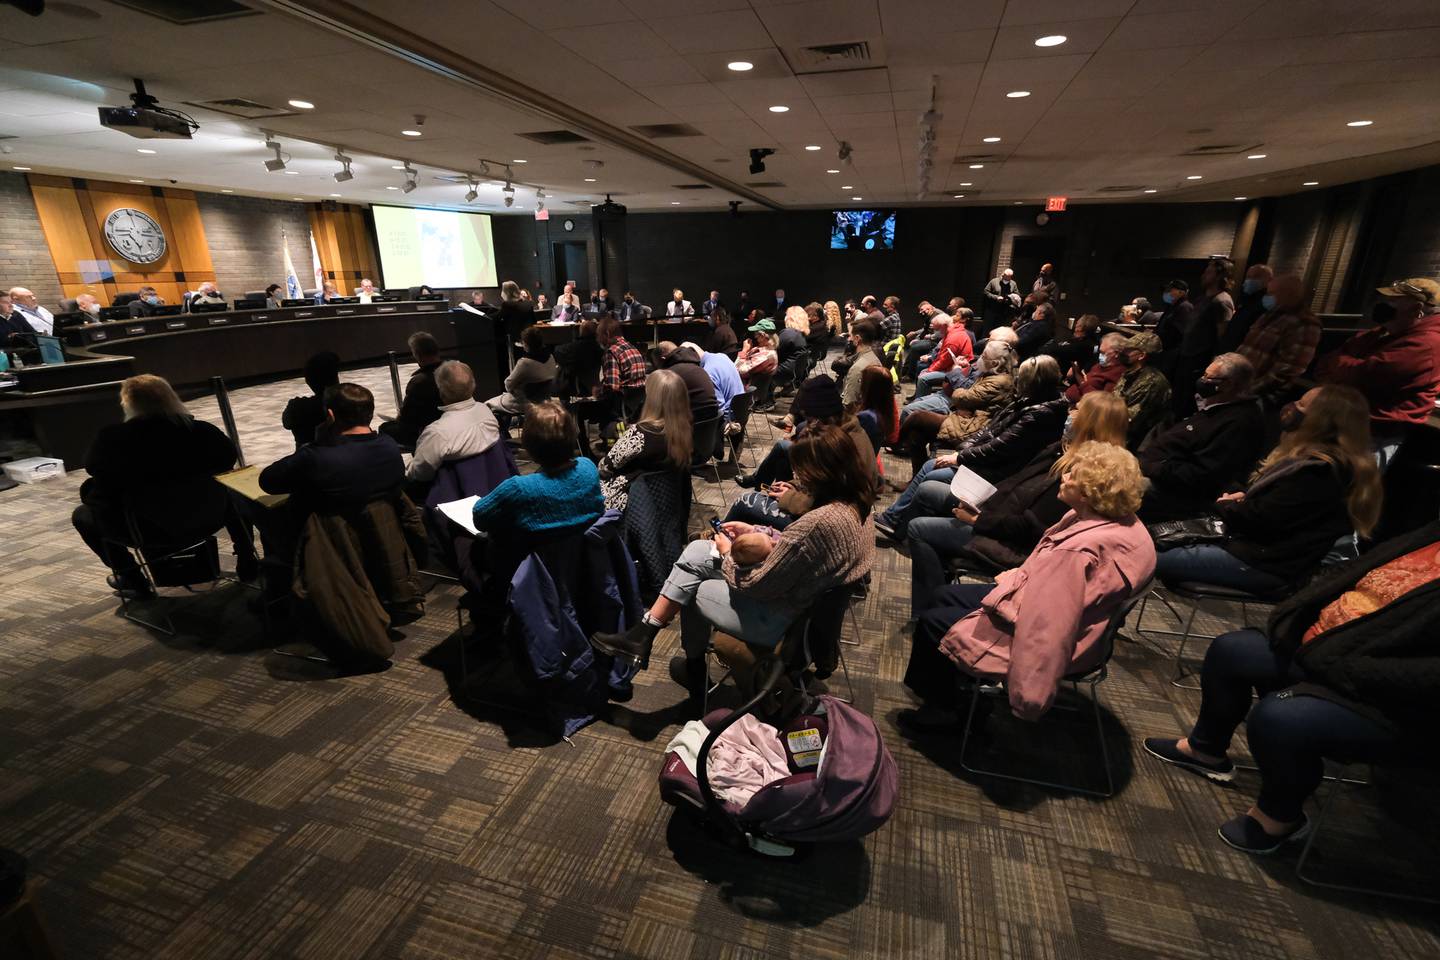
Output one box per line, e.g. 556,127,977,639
1147,515,1227,549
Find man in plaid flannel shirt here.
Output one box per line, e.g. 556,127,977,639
1236,273,1321,398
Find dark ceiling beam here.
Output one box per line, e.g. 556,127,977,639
254,0,783,210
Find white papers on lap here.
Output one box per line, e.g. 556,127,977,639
438,495,481,535
949,465,997,510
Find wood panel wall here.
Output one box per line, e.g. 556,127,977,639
27,174,217,307
309,204,379,295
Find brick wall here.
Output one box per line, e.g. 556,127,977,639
1383,165,1440,282
0,171,63,307
195,193,315,298
1267,192,1326,277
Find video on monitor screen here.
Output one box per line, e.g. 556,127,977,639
831,210,896,250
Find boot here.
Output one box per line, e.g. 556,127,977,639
589,618,661,669
669,655,710,714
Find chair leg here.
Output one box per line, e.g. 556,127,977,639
1294,778,1440,905
1091,680,1116,798
833,639,855,705
1171,601,1203,690
840,598,861,646
958,680,1115,798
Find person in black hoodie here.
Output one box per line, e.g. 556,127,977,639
281,351,341,449
377,331,444,448
1153,384,1383,592
72,374,239,597
1143,518,1440,854
654,341,718,424
1139,352,1265,521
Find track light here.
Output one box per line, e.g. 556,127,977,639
748,147,774,175
263,136,286,172
502,180,515,207
504,194,514,208
400,161,418,194
837,141,853,163
332,148,353,183
464,178,478,202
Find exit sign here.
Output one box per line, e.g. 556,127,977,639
1046,196,1068,212
534,208,550,221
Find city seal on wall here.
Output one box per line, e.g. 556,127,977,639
103,207,168,264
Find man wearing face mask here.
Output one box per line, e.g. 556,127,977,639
617,291,645,322
76,293,103,324
1172,258,1236,415
1150,280,1194,363
1235,273,1320,398
128,285,165,318
1114,331,1173,449
1064,331,1129,404
1138,353,1265,522
1314,277,1440,464
1219,264,1274,353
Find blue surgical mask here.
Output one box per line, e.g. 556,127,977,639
1162,292,1175,305
145,295,159,305
1098,352,1112,368
1242,277,1264,295
1062,412,1076,443
1261,294,1278,311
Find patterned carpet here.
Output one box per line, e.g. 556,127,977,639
1,359,1437,960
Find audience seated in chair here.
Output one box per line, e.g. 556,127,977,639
378,331,444,448
1114,331,1173,449
680,340,743,423
72,374,241,599
487,324,557,430
895,338,1017,470
1153,385,1382,593
1138,353,1265,522
912,310,974,400
900,301,949,381
406,360,501,499
1233,273,1321,400
904,391,1129,618
1039,312,1102,378
901,442,1155,731
653,341,719,424
856,364,899,454
1143,519,1440,855
282,351,340,450
1063,331,1128,404
589,425,875,714
773,306,811,393
735,320,779,382
730,376,876,530
1014,302,1059,360
599,369,693,512
705,307,739,356
841,319,884,409
591,316,648,450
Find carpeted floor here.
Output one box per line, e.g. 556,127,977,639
1,360,1437,960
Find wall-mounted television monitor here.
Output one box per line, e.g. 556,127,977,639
831,210,896,250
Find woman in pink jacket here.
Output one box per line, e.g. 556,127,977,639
898,441,1156,729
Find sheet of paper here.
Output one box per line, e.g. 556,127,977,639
948,465,997,510
215,466,289,508
437,495,481,536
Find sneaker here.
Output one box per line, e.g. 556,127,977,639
735,473,761,489
1217,813,1310,855
1143,737,1236,783
873,516,900,542
769,416,792,429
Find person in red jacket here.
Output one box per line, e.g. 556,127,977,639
1314,277,1440,467
912,311,976,400
1063,331,1128,404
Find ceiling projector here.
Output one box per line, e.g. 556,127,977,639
99,79,198,140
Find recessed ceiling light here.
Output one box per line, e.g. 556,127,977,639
969,163,984,169
329,193,342,197
826,168,840,174
728,60,754,72
136,148,156,154
221,189,234,193
1143,188,1158,194
12,165,31,171
1346,120,1373,127
1248,154,1267,159
402,129,422,137
960,181,973,186
768,105,789,113
842,185,853,189
391,164,406,170
283,170,299,175
953,194,965,199
1034,35,1067,47
804,144,822,151
670,201,681,205
1006,90,1030,98
512,159,527,163
291,197,304,201
982,136,1001,143
584,177,597,182
1303,180,1319,186
851,196,862,200
1186,175,1203,180
128,178,144,183
288,99,314,110
1013,201,1023,205
386,186,399,190
1234,196,1248,200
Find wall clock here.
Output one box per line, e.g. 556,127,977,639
103,208,168,264
562,219,575,232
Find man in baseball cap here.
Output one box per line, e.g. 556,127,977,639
1115,330,1173,448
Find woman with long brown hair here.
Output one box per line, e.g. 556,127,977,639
598,369,693,512
902,391,1129,616
857,362,899,452
589,424,875,711
1154,384,1382,591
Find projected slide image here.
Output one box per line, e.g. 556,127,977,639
373,205,498,288
830,210,896,250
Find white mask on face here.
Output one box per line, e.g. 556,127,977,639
83,302,100,315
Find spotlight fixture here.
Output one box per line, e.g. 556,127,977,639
332,148,353,182
263,136,286,172
728,200,741,217
401,161,418,193
464,178,478,203
748,147,775,175
837,141,853,163
503,180,515,207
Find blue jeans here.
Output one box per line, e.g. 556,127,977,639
905,583,991,704
903,339,935,380
913,370,948,400
945,368,977,391
901,393,950,425
907,515,974,618
661,540,798,657
1154,543,1288,592
724,491,797,530
1186,629,1398,822
880,460,956,535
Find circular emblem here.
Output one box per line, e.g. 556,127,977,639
563,218,575,232
103,208,168,264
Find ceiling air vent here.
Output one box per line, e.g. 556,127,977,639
1181,142,1263,156
631,123,703,139
747,181,785,188
107,0,255,24
1097,185,1149,193
672,184,713,190
186,97,296,119
517,129,591,145
785,39,886,74
953,154,1001,164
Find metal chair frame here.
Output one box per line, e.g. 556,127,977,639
1136,584,1280,690
103,508,243,637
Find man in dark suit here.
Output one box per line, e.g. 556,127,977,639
128,285,164,318
1,291,39,345
771,287,788,317
702,290,721,319
589,288,615,313
617,292,645,321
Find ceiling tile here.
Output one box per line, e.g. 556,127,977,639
648,9,772,52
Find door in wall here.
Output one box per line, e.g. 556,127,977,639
552,242,588,298
1009,236,1066,300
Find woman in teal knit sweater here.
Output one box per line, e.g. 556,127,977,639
472,400,604,535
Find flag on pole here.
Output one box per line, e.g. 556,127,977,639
309,230,325,293
281,231,305,301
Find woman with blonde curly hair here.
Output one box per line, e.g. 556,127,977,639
900,441,1156,727
823,299,843,335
